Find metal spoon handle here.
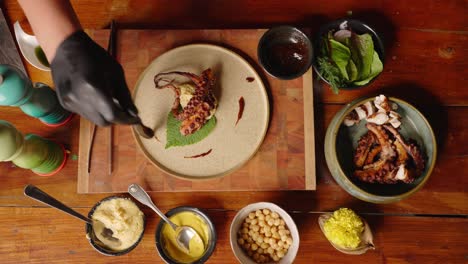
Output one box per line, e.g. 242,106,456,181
24,184,91,224
128,183,177,229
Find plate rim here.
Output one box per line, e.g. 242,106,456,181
131,43,270,181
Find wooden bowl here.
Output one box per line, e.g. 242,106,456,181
324,96,437,203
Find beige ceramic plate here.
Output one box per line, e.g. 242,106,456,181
132,44,269,180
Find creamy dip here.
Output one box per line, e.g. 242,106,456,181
162,211,210,263
91,198,144,251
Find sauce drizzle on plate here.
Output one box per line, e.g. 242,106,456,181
236,97,245,126
184,149,213,159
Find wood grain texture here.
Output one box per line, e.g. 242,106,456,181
0,106,466,215
77,29,316,193
0,0,466,263
0,207,466,264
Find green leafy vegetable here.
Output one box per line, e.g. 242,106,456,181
349,33,374,79
317,29,383,93
329,39,351,80
353,51,383,86
165,112,217,149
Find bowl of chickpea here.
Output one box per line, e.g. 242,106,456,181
230,202,299,263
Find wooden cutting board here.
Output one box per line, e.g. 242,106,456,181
77,29,315,193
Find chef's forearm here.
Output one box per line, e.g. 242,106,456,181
17,0,82,61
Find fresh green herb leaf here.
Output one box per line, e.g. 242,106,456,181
329,39,351,80
317,57,345,94
353,51,383,86
350,33,374,80
347,59,359,82
165,112,217,149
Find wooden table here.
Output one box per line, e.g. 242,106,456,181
1,1,466,263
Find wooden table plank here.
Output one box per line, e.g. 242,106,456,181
4,0,467,31
0,105,466,214
0,207,465,264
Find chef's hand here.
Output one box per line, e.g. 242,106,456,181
50,30,139,126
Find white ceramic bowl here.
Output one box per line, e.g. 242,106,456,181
230,202,299,264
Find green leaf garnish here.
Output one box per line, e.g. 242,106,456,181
329,39,351,80
165,112,217,149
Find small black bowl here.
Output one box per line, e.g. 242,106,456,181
155,206,217,264
258,26,313,80
312,18,385,89
85,195,146,256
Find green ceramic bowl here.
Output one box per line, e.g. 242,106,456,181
324,96,437,203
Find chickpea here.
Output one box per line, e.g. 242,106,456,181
274,219,280,226
238,238,245,245
255,210,262,217
257,248,264,254
271,212,279,219
260,242,269,249
249,212,255,219
257,236,264,244
242,234,248,240
267,219,275,226
251,243,258,251
252,225,260,232
262,209,270,215
277,250,285,258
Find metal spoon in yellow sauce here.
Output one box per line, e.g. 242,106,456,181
162,212,210,263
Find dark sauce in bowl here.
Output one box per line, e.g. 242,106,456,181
264,41,309,77
258,26,313,80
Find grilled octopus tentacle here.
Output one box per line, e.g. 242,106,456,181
154,69,217,136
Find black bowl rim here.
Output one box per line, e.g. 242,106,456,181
155,206,217,264
312,18,385,90
257,25,313,80
85,195,146,256
324,96,437,203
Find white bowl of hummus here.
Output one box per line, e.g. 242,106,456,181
86,196,145,256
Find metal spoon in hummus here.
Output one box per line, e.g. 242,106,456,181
23,185,121,247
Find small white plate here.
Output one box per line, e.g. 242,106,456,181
14,21,50,71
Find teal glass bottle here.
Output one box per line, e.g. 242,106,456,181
0,64,72,126
0,120,67,176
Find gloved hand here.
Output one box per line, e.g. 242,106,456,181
51,30,139,126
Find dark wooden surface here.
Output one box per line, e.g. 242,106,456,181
0,0,467,263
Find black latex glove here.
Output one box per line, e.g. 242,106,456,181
51,30,139,126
